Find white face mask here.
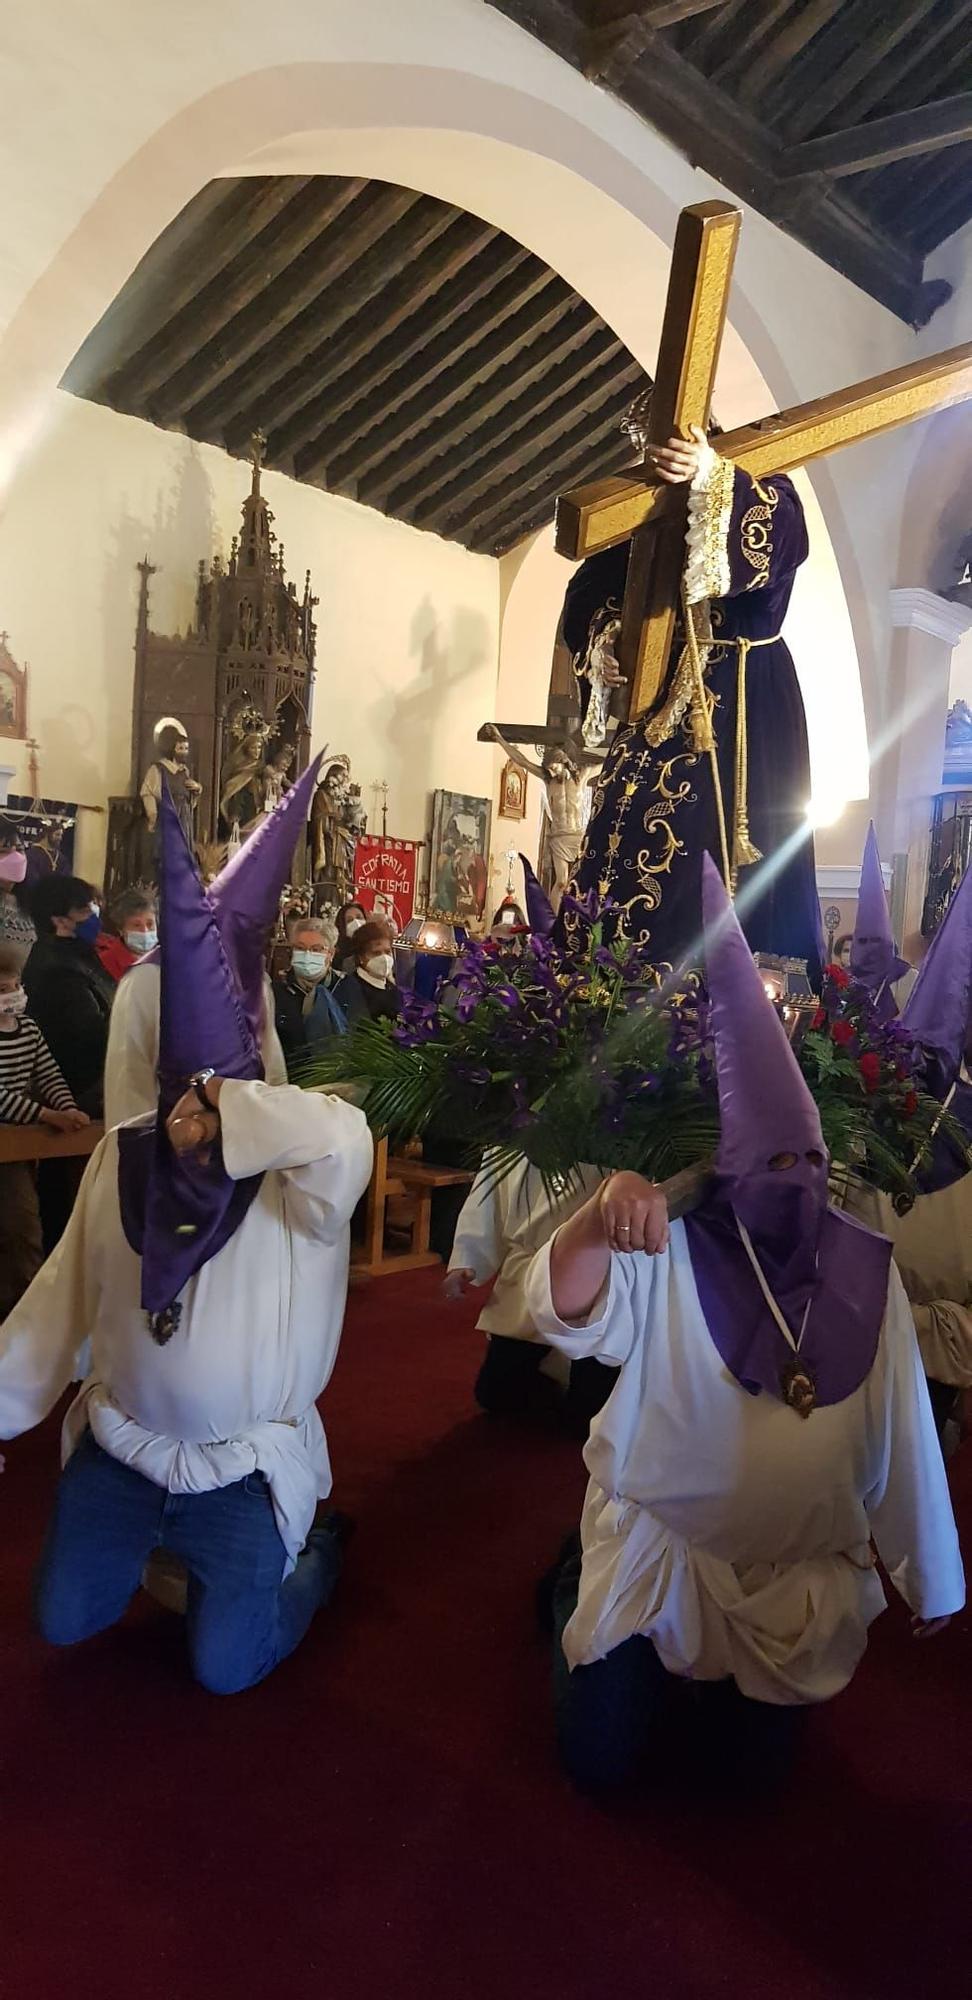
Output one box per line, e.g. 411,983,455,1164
345,916,365,938
0,987,27,1016
365,952,394,982
292,948,328,982
125,928,158,955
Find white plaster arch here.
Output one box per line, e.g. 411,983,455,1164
0,52,869,813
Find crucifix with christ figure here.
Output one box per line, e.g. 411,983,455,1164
481,199,972,975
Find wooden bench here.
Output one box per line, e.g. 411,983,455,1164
352,1135,472,1279
0,1122,104,1164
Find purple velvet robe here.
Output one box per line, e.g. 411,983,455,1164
563,465,822,983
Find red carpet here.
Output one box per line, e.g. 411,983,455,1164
1,1269,970,2000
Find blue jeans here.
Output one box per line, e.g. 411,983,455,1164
35,1430,342,1694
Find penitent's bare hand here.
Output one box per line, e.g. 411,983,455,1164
911,1615,952,1639
443,1267,477,1302
598,1172,669,1255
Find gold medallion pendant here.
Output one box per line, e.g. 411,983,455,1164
780,1360,816,1419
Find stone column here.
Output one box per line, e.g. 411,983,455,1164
883,589,972,959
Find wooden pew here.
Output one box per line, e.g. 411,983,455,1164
352,1135,472,1279
0,1122,104,1164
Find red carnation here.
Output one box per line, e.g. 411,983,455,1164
811,1006,827,1030
858,1051,881,1093
826,963,850,990
903,1090,918,1117
832,1019,855,1046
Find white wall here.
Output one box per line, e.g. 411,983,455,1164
0,393,499,882
0,0,961,881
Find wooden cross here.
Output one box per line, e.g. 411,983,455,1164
556,200,972,722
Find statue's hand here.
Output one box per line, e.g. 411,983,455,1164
482,721,499,742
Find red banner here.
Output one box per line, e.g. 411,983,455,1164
353,836,421,931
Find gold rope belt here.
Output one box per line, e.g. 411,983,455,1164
681,603,784,897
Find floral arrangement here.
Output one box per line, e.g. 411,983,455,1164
308,893,963,1203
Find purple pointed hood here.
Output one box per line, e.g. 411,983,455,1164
702,852,829,1318
519,853,556,937
117,786,264,1340
209,752,323,1042
903,863,972,1094
682,854,889,1411
851,822,908,1000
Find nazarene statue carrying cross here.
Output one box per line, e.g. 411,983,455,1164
481,200,972,975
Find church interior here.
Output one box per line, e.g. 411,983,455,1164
2,4,972,1995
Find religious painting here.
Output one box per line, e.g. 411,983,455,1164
499,758,527,822
0,637,28,740
428,790,492,929
353,836,421,934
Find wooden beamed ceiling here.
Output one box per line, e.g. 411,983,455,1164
491,0,972,325
62,176,647,558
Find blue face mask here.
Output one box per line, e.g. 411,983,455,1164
75,908,101,944
125,929,158,955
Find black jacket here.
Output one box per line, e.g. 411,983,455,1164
332,971,399,1025
273,972,347,1077
23,934,115,1116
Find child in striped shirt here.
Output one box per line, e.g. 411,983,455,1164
0,944,89,1318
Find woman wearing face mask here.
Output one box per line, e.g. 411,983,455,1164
274,918,347,1079
332,920,399,1025
0,816,36,957
96,889,159,983
334,901,368,976
0,942,89,1317
23,876,116,1118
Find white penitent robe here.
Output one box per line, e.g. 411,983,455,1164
524,1220,964,1704
449,1158,601,1340
0,1082,373,1572
850,1181,972,1391
103,963,286,1128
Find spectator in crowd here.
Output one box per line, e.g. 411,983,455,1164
274,916,347,1078
334,901,367,975
332,919,399,1025
0,817,35,959
96,889,158,983
24,877,114,1117
0,942,89,1317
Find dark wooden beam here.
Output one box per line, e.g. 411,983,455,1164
460,400,635,551
64,179,313,398
396,323,623,523
184,197,459,437
276,241,528,469
229,218,499,454
108,178,367,411
782,0,941,146
160,185,425,430
485,439,632,556
784,92,972,180
410,343,634,531
843,10,966,128
438,369,641,542
734,0,843,108
585,2,722,84
311,275,570,492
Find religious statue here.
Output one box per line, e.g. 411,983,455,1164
237,598,255,650
219,707,274,837
139,718,202,877
560,398,819,975
261,741,296,817
482,723,602,913
311,755,359,904
575,611,624,751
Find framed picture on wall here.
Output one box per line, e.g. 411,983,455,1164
427,789,493,930
0,637,27,740
499,758,527,821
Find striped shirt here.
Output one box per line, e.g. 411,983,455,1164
0,1017,75,1124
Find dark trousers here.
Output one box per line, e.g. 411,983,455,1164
475,1335,618,1434
35,1430,342,1695
550,1536,803,1794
